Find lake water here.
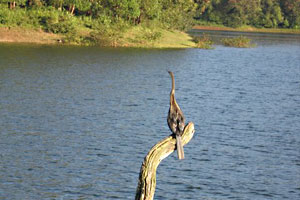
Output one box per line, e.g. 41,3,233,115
0,33,300,200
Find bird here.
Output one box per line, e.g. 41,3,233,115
167,71,185,160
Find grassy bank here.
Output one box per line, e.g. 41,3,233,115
0,26,196,48
193,25,300,35
0,27,61,44
119,27,196,48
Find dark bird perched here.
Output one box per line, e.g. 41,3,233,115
167,71,185,160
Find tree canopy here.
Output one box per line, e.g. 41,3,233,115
195,0,300,28
0,0,299,29
0,0,197,30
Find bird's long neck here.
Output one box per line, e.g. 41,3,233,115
170,92,176,106
170,72,175,94
170,72,176,106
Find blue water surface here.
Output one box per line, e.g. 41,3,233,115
0,34,299,200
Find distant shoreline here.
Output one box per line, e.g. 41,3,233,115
1,25,298,48
193,25,300,35
0,27,196,48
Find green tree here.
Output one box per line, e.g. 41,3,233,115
160,0,197,30
224,0,261,27
64,0,91,14
280,0,300,28
1,0,27,9
48,0,64,10
196,0,226,25
260,0,284,28
140,0,161,20
27,0,43,7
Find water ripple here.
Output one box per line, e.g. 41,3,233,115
0,42,300,199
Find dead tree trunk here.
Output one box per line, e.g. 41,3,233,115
135,122,195,200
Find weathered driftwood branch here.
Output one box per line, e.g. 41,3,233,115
135,122,195,200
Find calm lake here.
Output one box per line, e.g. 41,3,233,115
0,32,300,200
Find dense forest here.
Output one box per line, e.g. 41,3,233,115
1,0,299,30
0,0,197,31
196,0,300,28
0,0,299,45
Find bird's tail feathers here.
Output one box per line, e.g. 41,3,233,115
176,135,185,160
